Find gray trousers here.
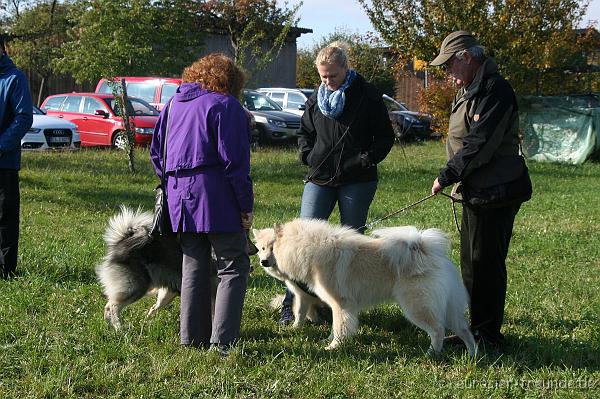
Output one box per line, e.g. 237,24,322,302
179,231,250,347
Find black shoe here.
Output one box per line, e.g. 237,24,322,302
209,343,230,357
473,330,504,353
279,304,294,325
443,333,503,355
315,305,332,324
443,335,467,348
181,342,209,350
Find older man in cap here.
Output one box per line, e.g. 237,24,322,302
430,31,531,351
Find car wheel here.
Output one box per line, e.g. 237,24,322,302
257,126,270,146
112,131,127,150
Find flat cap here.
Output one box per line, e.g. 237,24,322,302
430,30,480,66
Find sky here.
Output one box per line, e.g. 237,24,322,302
283,0,600,50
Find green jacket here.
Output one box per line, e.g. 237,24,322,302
438,58,525,189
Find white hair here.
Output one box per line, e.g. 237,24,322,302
455,45,486,62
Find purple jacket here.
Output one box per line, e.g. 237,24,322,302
150,83,253,233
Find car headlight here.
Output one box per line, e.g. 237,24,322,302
135,127,154,134
268,119,287,128
27,128,42,134
404,115,419,124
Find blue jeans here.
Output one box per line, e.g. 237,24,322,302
283,180,377,306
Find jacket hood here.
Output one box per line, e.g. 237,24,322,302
174,82,212,102
0,53,16,74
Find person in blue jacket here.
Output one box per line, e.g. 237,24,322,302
0,37,33,279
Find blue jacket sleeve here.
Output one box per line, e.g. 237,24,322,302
0,72,33,153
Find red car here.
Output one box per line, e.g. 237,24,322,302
95,77,181,111
41,92,160,148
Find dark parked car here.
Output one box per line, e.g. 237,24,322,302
241,90,301,144
382,94,434,141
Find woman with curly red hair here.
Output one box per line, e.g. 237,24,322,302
150,54,254,355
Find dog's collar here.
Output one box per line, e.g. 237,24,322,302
290,279,319,298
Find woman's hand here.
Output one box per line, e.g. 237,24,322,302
241,212,254,230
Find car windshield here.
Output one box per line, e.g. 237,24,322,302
383,96,409,112
105,97,160,116
33,105,44,115
242,91,283,111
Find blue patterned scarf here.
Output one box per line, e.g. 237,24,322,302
317,69,356,119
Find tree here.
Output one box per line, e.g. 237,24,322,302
195,0,301,74
296,47,318,88
7,0,71,105
359,0,593,95
0,0,33,22
295,30,396,95
56,0,205,173
57,0,205,83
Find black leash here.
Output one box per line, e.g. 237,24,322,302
360,191,462,233
443,192,462,234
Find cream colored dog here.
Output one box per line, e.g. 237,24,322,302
253,218,476,356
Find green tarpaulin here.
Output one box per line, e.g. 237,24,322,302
519,95,600,164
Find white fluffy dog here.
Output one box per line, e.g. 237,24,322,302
253,218,476,356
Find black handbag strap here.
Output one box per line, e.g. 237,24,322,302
160,100,173,190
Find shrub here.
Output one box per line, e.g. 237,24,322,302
416,77,457,139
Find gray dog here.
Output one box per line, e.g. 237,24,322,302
96,206,256,330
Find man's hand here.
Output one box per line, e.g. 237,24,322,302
431,178,444,195
241,212,254,230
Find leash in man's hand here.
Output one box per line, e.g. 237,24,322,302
360,191,462,233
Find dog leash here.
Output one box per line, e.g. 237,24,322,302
360,191,462,233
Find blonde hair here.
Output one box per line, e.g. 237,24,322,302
315,41,350,69
181,53,247,98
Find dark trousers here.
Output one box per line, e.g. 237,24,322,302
0,169,20,279
460,203,521,343
179,232,250,347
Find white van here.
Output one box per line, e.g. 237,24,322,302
256,88,314,116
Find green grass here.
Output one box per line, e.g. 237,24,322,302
0,142,598,398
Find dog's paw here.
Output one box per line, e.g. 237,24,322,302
426,345,443,360
325,340,341,350
291,320,303,328
146,305,159,317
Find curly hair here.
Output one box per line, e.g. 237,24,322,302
181,53,247,98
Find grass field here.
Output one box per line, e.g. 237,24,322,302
0,142,598,398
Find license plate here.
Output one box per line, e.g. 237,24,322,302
48,136,71,143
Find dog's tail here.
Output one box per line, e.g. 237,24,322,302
372,226,450,275
102,205,155,260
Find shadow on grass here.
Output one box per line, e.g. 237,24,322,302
241,289,600,369
502,316,600,370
